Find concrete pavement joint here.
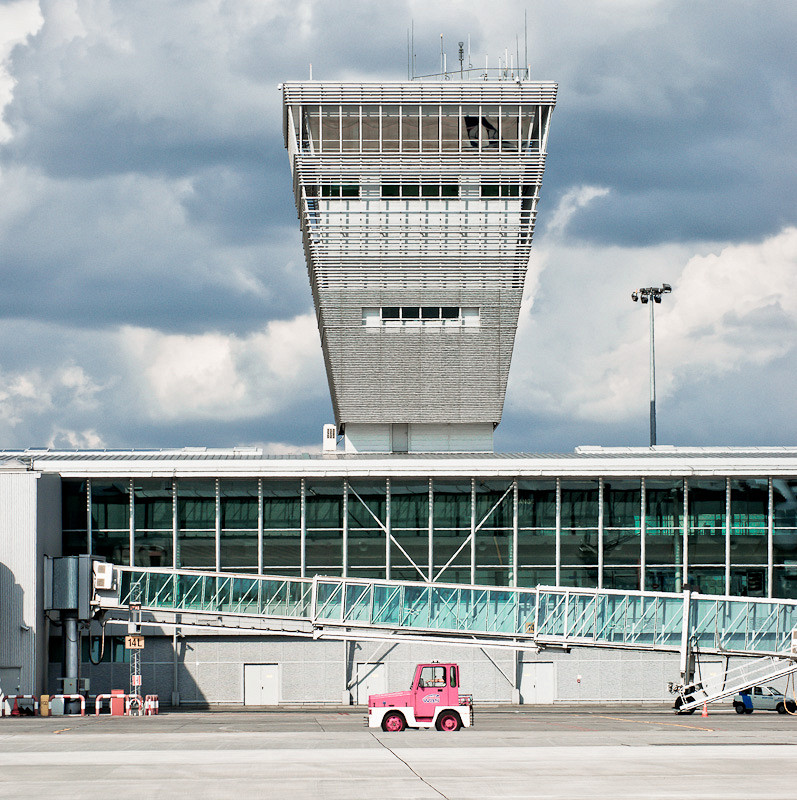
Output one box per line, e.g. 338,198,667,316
370,732,449,799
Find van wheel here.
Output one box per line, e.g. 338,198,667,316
435,711,462,731
777,703,786,714
382,712,406,732
734,704,745,715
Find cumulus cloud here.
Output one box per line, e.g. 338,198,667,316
0,0,795,452
120,313,324,420
508,227,797,441
0,0,42,142
545,185,611,238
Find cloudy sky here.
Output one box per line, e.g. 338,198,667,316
0,0,795,453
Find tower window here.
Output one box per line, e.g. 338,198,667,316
481,185,520,198
382,184,459,199
321,185,359,198
362,307,480,328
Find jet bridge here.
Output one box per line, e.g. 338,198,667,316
92,564,797,708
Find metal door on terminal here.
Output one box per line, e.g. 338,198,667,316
354,662,386,704
519,662,555,704
243,663,280,705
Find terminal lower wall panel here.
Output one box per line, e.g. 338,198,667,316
60,637,692,705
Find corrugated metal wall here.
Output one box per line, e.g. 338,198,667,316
0,471,38,695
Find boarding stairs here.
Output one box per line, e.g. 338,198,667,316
672,655,797,712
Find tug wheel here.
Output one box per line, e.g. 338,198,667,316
382,712,406,732
435,711,462,731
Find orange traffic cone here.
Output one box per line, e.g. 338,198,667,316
701,702,708,717
10,697,19,717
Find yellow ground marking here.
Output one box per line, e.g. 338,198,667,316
53,728,71,734
592,714,715,732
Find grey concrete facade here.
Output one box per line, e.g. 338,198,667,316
55,633,687,707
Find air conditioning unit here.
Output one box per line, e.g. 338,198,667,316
93,561,114,591
322,424,337,452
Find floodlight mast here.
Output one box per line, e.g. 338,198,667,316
631,284,672,446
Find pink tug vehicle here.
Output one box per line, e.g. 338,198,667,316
367,662,474,732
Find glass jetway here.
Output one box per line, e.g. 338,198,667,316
104,566,797,657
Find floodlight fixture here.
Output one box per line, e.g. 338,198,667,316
630,284,673,446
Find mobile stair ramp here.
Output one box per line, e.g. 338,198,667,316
671,655,797,713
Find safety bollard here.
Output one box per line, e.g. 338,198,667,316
4,695,38,717
702,702,708,718
52,694,85,717
94,694,113,716
126,695,144,716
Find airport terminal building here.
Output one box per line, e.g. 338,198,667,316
2,70,796,707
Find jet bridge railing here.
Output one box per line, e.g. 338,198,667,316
313,578,538,639
117,567,313,621
109,567,797,656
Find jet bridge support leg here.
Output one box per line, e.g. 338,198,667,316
679,589,695,685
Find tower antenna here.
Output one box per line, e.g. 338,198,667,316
516,35,520,79
411,20,415,79
524,10,529,78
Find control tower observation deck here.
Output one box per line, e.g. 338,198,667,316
282,71,557,454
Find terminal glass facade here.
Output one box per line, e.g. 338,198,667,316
61,474,796,598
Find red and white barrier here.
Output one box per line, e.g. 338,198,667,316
2,695,39,717
144,695,159,715
94,694,114,716
52,694,85,716
125,695,144,716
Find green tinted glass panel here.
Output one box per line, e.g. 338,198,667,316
221,529,258,572
178,480,216,529
731,479,768,529
603,568,640,591
262,481,301,529
518,480,556,528
392,481,429,528
221,481,259,530
92,529,129,564
560,530,598,566
603,480,640,527
62,480,87,531
92,481,130,530
560,568,599,588
646,480,684,530
475,481,513,528
348,480,386,529
560,481,599,528
688,567,725,595
263,528,300,574
518,529,555,566
730,568,766,597
134,530,172,568
134,480,172,530
306,481,343,529
604,529,640,566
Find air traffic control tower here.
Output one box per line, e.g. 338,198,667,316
283,68,556,453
